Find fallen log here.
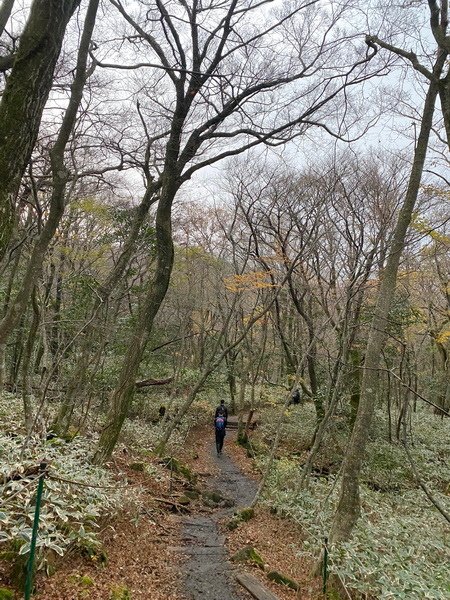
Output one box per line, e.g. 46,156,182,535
236,572,279,600
135,376,173,389
152,496,190,513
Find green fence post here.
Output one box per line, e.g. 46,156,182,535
322,536,329,597
169,457,174,493
24,462,47,600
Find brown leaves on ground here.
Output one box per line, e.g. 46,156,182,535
3,423,322,600
34,454,186,600
223,507,322,600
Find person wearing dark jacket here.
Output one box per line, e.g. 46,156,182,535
290,388,301,405
214,399,228,455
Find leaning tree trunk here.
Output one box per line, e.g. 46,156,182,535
92,184,176,464
0,0,81,260
53,182,157,434
330,78,440,543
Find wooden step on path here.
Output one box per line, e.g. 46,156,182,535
226,415,241,430
236,572,280,600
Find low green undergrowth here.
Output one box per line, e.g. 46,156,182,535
264,464,449,599
259,409,450,599
0,393,131,578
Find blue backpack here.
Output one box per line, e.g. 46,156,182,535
215,416,225,430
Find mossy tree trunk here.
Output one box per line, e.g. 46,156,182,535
93,179,176,464
0,0,15,36
0,0,81,261
330,74,442,543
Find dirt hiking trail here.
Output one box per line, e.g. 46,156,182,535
181,434,258,600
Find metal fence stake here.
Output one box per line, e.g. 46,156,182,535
322,536,329,597
24,462,47,600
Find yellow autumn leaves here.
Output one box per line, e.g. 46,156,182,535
223,270,280,293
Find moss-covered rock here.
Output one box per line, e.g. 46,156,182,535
226,516,241,530
77,540,108,566
177,495,191,505
201,489,234,508
226,507,254,529
231,546,264,569
68,574,95,588
267,571,299,590
0,587,14,600
184,489,200,500
238,507,254,521
130,462,145,472
205,490,223,503
80,575,94,587
162,457,197,483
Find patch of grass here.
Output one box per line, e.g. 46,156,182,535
110,585,131,599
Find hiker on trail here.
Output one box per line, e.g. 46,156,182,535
290,388,301,405
214,399,228,455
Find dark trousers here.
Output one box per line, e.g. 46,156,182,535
215,428,225,453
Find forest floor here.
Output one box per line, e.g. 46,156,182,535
7,424,321,600
179,425,322,600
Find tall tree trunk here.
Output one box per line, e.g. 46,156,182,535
434,341,450,416
330,78,440,543
93,183,176,464
286,276,322,420
348,346,361,427
0,243,22,388
0,0,81,260
0,0,15,37
50,228,70,376
9,313,25,389
438,73,450,150
0,0,99,353
225,351,237,414
22,287,40,431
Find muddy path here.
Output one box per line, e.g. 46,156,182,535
181,430,258,600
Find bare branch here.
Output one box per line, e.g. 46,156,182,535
366,34,434,81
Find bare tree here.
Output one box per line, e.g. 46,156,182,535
366,1,450,149
92,0,382,462
0,0,82,260
330,17,448,541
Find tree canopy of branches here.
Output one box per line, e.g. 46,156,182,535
0,2,448,576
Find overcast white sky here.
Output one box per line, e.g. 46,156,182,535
3,0,447,208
